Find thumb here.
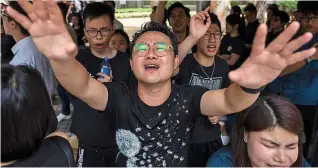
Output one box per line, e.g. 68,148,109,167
229,70,242,83
66,42,78,57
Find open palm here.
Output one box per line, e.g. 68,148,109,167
6,0,77,62
229,22,316,89
189,7,211,40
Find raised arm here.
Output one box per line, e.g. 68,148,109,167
7,0,108,111
200,22,316,116
152,1,166,24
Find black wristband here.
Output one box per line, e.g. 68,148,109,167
240,86,263,94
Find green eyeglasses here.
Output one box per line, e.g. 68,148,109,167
133,41,174,57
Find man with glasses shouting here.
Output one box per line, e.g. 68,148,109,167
6,0,316,166
56,2,131,167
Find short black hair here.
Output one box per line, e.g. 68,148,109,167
104,1,115,9
1,64,57,162
167,2,191,20
7,1,29,36
83,2,115,26
244,3,257,14
297,1,318,15
112,29,131,54
209,12,221,30
131,22,178,57
267,3,279,13
273,10,290,25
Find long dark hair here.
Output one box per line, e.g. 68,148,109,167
226,13,245,37
1,65,57,162
232,95,304,167
71,13,84,30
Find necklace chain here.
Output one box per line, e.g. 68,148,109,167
199,61,216,80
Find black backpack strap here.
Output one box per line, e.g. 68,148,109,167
49,136,75,167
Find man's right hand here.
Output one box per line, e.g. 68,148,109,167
6,0,78,62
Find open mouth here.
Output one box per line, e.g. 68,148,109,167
207,44,216,52
95,43,104,49
144,64,160,73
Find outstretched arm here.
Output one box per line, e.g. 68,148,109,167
7,0,108,111
200,22,316,116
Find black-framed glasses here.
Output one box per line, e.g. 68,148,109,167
85,28,113,38
300,16,318,22
203,32,222,40
133,41,174,57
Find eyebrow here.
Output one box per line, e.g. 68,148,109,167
86,27,111,30
261,138,298,146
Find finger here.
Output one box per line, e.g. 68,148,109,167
196,12,206,20
33,0,49,20
266,22,300,53
229,68,245,84
250,24,267,55
280,32,313,57
204,6,209,13
6,6,31,30
45,0,65,25
203,7,210,18
16,0,38,22
286,47,316,65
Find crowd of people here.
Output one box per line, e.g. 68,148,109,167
1,0,318,167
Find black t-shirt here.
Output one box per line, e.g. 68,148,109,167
104,82,209,167
4,136,72,167
220,34,245,70
70,48,131,147
266,30,283,46
243,20,260,63
174,54,230,143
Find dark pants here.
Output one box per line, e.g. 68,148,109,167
187,138,223,167
76,141,116,167
57,83,71,115
296,105,316,160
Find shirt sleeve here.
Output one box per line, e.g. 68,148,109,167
189,85,209,121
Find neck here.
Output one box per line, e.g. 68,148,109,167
230,30,239,37
137,80,171,106
74,25,80,29
194,51,215,67
174,30,187,43
13,32,28,43
91,46,114,59
249,18,257,24
1,160,16,166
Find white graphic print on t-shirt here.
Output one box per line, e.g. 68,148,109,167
189,73,223,90
115,93,193,167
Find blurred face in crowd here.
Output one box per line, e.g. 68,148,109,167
71,15,80,27
84,15,114,53
267,9,274,21
197,24,221,57
226,22,238,34
244,11,256,23
130,32,179,84
245,126,299,167
109,33,129,53
169,7,189,33
270,16,283,30
299,12,318,34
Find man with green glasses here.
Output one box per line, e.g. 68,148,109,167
7,0,316,167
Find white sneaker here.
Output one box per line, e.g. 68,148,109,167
57,113,72,122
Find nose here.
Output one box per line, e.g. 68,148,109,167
273,149,287,164
96,32,102,40
145,47,157,60
208,35,216,43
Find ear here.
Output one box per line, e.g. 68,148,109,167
130,58,133,72
10,20,16,29
174,55,180,70
244,130,248,143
